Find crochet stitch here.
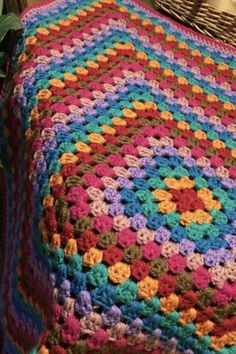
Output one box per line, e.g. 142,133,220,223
0,0,236,353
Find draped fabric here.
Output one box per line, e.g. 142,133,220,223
0,0,236,353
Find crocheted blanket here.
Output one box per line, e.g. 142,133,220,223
1,0,236,353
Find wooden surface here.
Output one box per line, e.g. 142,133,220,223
208,0,236,15
6,0,27,13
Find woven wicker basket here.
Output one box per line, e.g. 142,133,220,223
154,0,236,46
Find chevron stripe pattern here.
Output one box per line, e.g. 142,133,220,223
1,0,236,353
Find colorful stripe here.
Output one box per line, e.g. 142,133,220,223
0,0,236,353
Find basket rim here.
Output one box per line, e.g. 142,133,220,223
155,0,236,45
155,1,236,45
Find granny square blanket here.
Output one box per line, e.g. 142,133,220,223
0,0,236,353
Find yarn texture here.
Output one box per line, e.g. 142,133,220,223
0,0,236,353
